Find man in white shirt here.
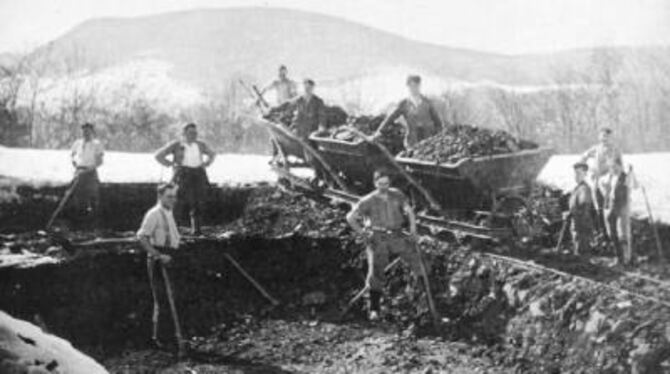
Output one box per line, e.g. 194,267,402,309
261,65,298,106
598,159,638,265
580,127,623,239
155,123,216,235
69,122,104,227
137,183,183,352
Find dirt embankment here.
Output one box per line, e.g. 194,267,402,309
1,183,670,373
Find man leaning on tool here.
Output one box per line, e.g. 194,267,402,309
70,122,104,228
374,75,443,148
579,127,623,239
346,169,425,321
137,182,184,353
566,162,595,256
599,159,638,266
155,123,216,235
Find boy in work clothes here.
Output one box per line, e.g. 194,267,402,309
567,162,595,256
155,123,217,235
346,169,424,321
69,122,104,228
137,183,184,354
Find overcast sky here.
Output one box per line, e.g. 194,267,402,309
1,0,669,55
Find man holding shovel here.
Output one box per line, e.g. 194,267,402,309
346,169,432,321
137,183,184,356
69,122,104,228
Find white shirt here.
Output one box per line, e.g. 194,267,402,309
137,204,181,249
181,142,203,168
71,139,104,168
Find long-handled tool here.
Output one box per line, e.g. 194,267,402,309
640,185,664,261
248,116,351,193
554,213,571,253
160,263,185,358
339,257,403,318
412,239,440,327
224,253,280,306
45,172,82,230
345,126,443,212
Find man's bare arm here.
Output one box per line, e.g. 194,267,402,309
346,207,365,234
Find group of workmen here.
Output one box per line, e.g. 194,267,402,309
570,127,637,266
65,65,638,338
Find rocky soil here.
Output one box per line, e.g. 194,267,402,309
1,183,670,373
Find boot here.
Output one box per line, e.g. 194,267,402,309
368,290,382,321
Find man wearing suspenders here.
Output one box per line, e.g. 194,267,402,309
137,183,184,355
155,123,217,235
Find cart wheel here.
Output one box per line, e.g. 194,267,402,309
493,196,535,240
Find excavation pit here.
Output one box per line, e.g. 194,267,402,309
1,181,669,373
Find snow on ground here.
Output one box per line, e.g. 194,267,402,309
2,146,670,223
0,146,272,186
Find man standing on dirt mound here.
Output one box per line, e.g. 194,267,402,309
155,123,217,235
579,127,623,240
346,169,427,321
374,75,443,148
70,122,104,229
261,65,298,106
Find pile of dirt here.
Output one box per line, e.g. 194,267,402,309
399,124,539,163
220,187,352,239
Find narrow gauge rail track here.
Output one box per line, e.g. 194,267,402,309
480,252,670,309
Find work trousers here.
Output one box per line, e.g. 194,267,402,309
173,166,209,231
366,232,423,291
570,216,593,255
605,205,633,263
71,168,100,227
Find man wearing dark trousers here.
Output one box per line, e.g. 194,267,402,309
567,162,595,256
155,123,216,235
346,169,424,321
69,122,104,228
137,183,183,353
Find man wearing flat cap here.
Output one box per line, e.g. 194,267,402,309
375,75,443,148
70,122,104,227
567,162,595,256
155,122,217,235
290,79,326,139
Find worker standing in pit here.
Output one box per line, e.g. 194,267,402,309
566,162,595,256
599,159,638,266
261,65,298,106
69,122,104,229
155,123,217,235
346,169,427,321
579,127,624,239
374,75,443,148
137,183,183,353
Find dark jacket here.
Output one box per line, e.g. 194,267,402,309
290,95,326,139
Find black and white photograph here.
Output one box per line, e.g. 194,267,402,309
1,0,670,373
